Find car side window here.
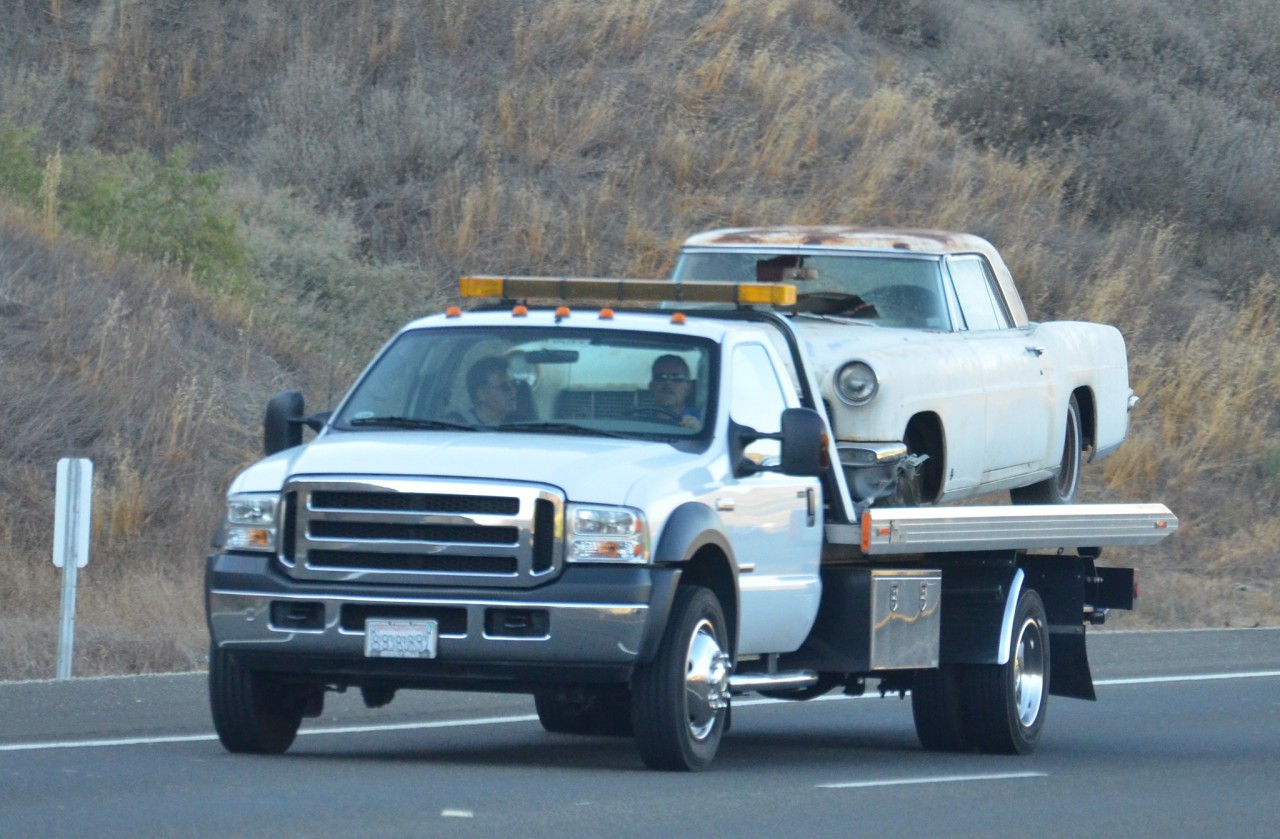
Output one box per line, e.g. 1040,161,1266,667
947,256,1011,331
731,343,788,463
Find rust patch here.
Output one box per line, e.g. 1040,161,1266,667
687,226,985,255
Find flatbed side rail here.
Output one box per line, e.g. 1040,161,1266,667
824,503,1178,555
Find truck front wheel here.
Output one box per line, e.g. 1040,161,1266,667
964,588,1050,754
631,586,731,771
209,646,309,754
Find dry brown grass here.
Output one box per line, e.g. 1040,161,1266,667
0,207,298,679
1,0,1277,680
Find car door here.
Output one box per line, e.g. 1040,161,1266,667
946,255,1055,474
712,341,823,655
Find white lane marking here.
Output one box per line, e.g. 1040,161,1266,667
3,670,1279,754
0,714,538,752
819,771,1047,789
1096,671,1280,686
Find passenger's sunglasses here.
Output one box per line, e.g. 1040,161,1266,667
653,373,690,383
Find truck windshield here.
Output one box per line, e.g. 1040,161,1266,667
673,250,951,330
332,326,717,440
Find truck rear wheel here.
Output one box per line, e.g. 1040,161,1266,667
911,664,970,752
209,646,308,754
963,588,1050,754
631,586,731,771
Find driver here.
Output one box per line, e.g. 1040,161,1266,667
648,355,702,429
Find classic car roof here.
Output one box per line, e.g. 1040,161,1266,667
681,225,1000,258
678,226,1028,328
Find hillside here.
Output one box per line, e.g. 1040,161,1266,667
1,0,1277,679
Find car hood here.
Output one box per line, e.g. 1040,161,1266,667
789,317,954,370
228,430,704,506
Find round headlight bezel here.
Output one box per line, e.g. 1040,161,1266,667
834,361,879,406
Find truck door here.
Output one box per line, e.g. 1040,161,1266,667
714,342,823,655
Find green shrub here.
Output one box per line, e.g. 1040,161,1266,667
0,122,42,204
58,146,250,290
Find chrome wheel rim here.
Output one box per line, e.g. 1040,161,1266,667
1012,616,1046,727
684,618,730,742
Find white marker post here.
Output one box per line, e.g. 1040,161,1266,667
53,457,93,680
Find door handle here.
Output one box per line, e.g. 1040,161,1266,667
1025,345,1045,357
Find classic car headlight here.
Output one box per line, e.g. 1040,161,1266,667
223,493,279,552
566,504,649,564
835,361,879,406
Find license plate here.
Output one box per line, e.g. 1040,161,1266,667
364,619,438,659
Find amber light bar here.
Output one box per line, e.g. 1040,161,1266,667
459,275,796,307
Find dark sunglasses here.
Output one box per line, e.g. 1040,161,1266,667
653,372,690,383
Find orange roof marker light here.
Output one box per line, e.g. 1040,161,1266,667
445,306,462,318
512,305,529,317
457,275,796,307
670,312,687,325
599,308,615,320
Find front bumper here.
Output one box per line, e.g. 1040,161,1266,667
206,552,675,689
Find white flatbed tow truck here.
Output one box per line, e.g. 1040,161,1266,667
205,275,1177,770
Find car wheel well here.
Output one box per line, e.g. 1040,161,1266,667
905,413,945,504
1071,386,1097,458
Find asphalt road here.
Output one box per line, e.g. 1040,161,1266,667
2,628,1278,839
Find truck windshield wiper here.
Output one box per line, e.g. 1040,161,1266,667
348,416,475,431
493,421,628,439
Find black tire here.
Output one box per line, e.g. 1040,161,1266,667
209,646,307,755
911,664,971,752
631,586,731,771
1012,396,1081,505
534,686,634,737
961,588,1050,755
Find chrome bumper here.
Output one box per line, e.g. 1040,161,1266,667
207,553,655,666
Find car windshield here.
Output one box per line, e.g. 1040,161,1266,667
332,326,716,441
673,250,951,330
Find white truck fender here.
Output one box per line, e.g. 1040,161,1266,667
996,567,1026,666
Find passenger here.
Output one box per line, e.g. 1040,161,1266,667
647,355,702,429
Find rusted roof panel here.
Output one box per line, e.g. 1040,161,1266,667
681,226,996,256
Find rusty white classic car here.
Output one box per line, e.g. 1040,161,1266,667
670,226,1136,508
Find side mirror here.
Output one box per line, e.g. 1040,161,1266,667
264,391,305,456
779,407,828,477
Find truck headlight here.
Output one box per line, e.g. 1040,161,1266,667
566,505,649,564
835,361,879,406
223,493,279,552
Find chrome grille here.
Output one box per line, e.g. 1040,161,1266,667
280,477,564,588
